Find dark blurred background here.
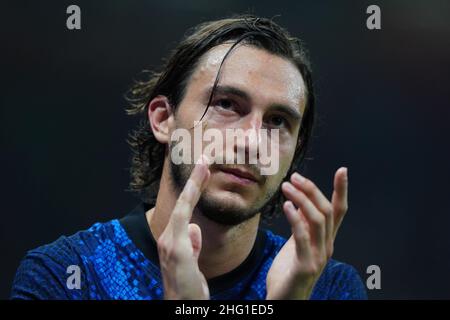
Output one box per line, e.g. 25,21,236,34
1,0,450,299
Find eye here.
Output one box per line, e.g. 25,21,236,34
267,114,288,128
214,98,235,111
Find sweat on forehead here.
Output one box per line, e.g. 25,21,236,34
188,43,307,113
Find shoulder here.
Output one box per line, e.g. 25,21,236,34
22,219,122,266
10,219,121,300
261,229,367,300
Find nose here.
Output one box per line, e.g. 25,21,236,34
234,113,263,162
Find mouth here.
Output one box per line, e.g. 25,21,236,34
218,167,259,185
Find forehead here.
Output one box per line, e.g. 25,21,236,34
188,43,306,113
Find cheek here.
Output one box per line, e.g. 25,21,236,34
277,139,297,173
257,139,296,192
204,113,239,130
175,96,209,126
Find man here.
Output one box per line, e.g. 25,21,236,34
11,15,367,300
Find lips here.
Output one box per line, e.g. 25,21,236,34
219,167,259,183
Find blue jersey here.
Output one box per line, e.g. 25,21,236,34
11,203,367,300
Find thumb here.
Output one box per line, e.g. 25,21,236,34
188,223,202,261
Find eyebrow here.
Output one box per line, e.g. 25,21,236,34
205,84,303,122
269,104,303,123
205,84,251,102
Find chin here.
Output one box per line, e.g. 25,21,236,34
203,188,251,211
198,188,262,226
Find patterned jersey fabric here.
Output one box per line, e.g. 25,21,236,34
11,203,367,300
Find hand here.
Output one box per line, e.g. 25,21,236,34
157,155,211,299
266,167,349,300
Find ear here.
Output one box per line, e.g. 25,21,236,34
147,95,174,144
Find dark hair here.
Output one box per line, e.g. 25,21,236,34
125,14,315,222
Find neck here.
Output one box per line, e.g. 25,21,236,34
146,159,260,280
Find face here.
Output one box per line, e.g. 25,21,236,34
169,43,306,225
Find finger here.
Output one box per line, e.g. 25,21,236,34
283,200,312,260
199,271,210,299
283,200,301,226
331,167,348,238
188,223,202,261
169,155,211,235
282,182,326,249
290,172,334,250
